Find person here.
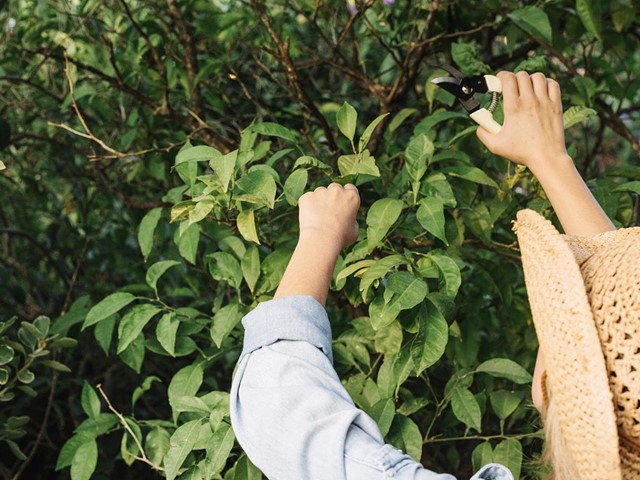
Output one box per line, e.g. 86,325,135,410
477,72,640,479
229,71,639,479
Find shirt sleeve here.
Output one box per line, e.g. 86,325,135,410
229,296,513,480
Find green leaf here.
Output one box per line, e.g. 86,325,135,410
463,203,493,245
411,301,449,374
211,304,243,348
146,427,170,466
611,0,636,32
168,364,204,418
94,315,116,355
374,321,403,357
293,155,332,171
388,108,417,133
390,416,423,462
358,112,389,152
17,369,35,384
451,41,490,76
175,160,198,187
613,180,640,194
57,433,93,470
576,0,602,40
404,133,433,182
563,106,597,129
366,198,404,249
508,7,553,44
493,439,523,479
428,253,462,298
283,168,308,206
476,358,533,384
176,222,200,265
241,245,260,293
175,145,222,166
368,398,395,437
359,255,408,301
117,304,161,354
81,382,101,419
188,196,215,224
208,251,242,289
336,259,376,284
0,344,14,366
234,169,277,209
336,102,358,144
207,423,236,475
490,390,524,421
370,272,428,330
0,367,8,385
442,164,498,188
417,197,447,244
146,260,181,293
40,359,72,372
337,151,381,179
70,439,98,480
237,209,260,244
171,395,210,414
472,442,494,473
164,419,203,480
233,454,262,480
451,387,482,432
156,312,179,356
210,150,237,192
132,376,162,409
245,122,298,143
118,333,145,373
83,292,137,329
414,110,468,135
6,439,27,460
121,419,143,466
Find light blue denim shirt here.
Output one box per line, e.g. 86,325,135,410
230,296,513,480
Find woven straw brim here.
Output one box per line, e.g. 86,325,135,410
513,209,622,479
566,229,640,478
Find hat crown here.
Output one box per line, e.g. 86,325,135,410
569,231,640,455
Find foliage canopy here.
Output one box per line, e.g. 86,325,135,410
1,0,640,479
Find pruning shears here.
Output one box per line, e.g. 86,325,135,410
431,65,503,134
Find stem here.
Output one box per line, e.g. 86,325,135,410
96,384,166,473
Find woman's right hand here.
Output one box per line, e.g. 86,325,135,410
476,71,570,176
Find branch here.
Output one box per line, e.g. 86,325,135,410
11,373,59,480
48,53,194,161
0,76,62,101
119,0,170,114
0,228,71,287
96,384,165,473
251,0,339,153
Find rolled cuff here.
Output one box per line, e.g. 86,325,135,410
240,295,334,363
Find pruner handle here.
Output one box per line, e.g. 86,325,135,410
471,75,502,134
471,109,501,134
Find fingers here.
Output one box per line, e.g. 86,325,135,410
515,71,536,101
530,72,548,99
547,78,562,110
497,71,519,111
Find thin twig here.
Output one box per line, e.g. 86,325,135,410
11,373,59,480
96,384,165,473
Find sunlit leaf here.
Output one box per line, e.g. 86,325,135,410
337,102,358,144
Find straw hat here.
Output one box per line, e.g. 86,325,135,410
512,209,640,479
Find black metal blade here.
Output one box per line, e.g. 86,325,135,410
431,76,481,113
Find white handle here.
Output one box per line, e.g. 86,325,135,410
470,108,502,134
484,75,502,93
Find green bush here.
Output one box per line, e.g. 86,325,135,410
1,1,639,479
